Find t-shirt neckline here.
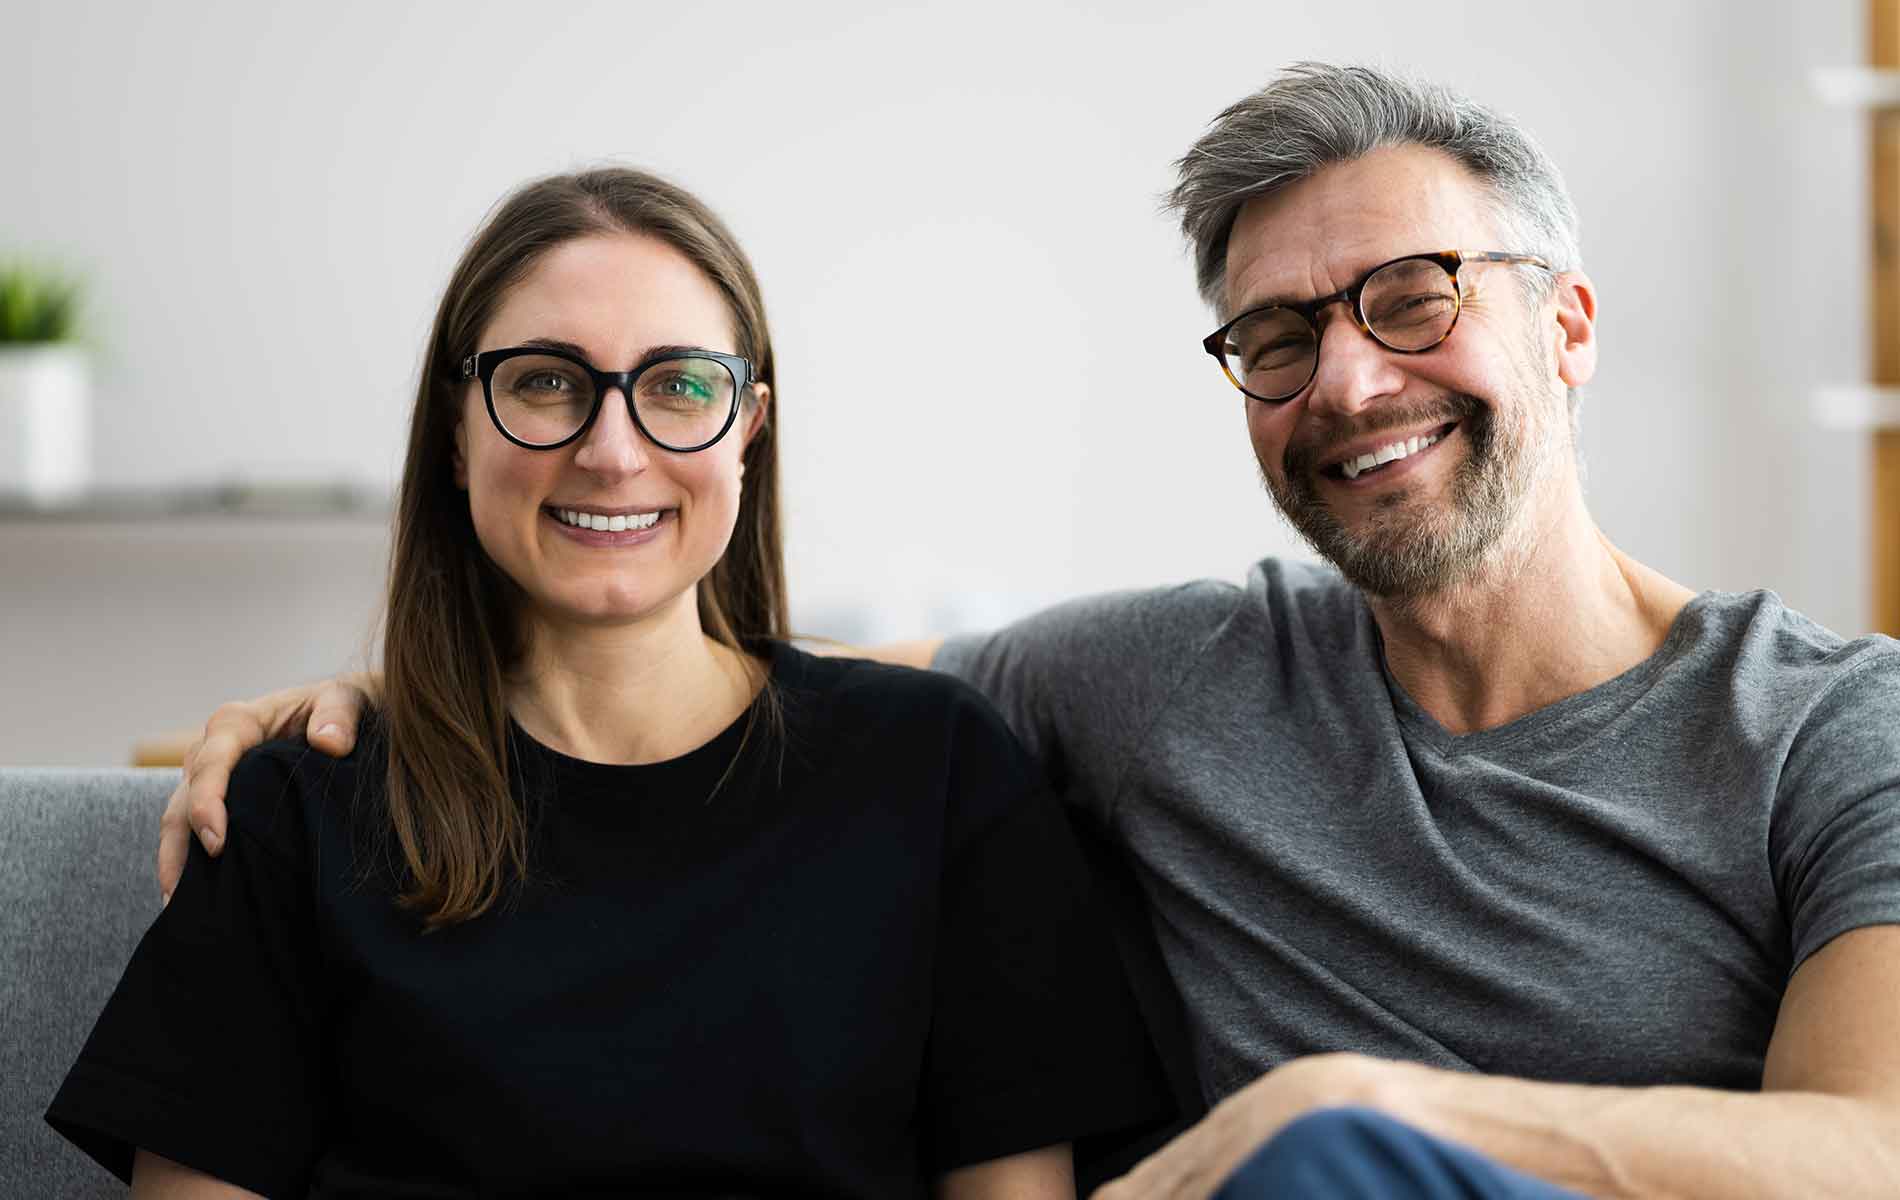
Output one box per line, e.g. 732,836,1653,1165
503,640,794,800
1370,589,1717,756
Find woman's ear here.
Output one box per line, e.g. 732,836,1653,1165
741,382,772,449
453,417,469,489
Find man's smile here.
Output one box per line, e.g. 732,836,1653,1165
1318,421,1460,483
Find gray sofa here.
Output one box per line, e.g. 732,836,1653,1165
1,768,177,1196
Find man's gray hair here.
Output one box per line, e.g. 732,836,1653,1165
1168,62,1582,315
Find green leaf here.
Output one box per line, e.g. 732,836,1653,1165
0,261,83,343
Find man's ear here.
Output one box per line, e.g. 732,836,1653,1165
453,418,469,489
1551,271,1598,390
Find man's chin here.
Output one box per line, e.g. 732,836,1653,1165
1274,497,1482,599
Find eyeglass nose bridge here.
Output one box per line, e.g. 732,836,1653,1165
570,380,647,450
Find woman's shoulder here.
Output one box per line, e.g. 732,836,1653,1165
225,730,384,863
767,642,1034,795
773,641,1014,738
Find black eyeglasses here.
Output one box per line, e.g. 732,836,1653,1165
460,345,753,453
1201,250,1550,404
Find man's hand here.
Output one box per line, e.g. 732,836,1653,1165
1093,1053,1383,1200
156,676,373,901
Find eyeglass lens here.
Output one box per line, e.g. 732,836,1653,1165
1220,258,1461,400
489,354,737,449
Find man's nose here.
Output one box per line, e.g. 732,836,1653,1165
1304,303,1406,418
573,389,651,475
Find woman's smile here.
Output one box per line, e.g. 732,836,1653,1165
544,504,673,546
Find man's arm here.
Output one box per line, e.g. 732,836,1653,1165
1098,924,1900,1199
158,644,947,896
936,1144,1073,1199
157,677,372,898
864,637,946,670
133,1150,263,1199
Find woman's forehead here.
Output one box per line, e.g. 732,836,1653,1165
484,232,738,359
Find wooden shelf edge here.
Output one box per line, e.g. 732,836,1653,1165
1813,66,1900,108
1814,386,1900,431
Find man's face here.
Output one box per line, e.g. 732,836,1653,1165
1224,144,1587,599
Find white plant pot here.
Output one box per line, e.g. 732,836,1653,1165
0,344,91,505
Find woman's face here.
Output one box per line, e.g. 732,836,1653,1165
454,232,767,635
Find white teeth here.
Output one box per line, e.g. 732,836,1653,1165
555,508,661,531
1336,430,1443,480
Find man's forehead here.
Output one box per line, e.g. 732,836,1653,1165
1222,145,1499,313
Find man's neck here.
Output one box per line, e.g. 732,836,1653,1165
506,597,761,766
1365,496,1695,736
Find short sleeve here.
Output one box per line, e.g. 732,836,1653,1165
45,745,328,1195
1771,649,1900,970
933,583,1240,821
916,693,1173,1171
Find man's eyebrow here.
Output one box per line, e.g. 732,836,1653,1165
1231,289,1297,316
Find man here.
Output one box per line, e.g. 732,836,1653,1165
165,64,1900,1196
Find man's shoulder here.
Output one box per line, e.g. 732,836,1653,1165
1677,589,1900,724
960,557,1351,655
1686,589,1899,679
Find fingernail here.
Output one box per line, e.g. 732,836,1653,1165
161,891,171,908
200,828,223,854
316,723,341,740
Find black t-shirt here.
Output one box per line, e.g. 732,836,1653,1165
48,644,1169,1197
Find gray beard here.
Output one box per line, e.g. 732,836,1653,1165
1264,389,1541,599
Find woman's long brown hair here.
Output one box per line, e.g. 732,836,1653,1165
378,169,785,929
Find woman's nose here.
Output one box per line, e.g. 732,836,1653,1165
572,389,650,475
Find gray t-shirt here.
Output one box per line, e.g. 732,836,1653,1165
936,558,1900,1104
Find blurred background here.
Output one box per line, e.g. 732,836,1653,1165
0,0,1874,763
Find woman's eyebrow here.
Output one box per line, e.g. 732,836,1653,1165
632,344,709,369
515,338,715,369
518,336,592,359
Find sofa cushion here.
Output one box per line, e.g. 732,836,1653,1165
1,768,177,1197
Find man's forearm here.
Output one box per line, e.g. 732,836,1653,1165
1374,1059,1900,1199
828,637,943,669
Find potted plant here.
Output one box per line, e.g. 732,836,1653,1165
0,262,89,505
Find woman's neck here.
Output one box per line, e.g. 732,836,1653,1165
505,595,763,765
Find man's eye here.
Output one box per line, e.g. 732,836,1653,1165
1372,293,1453,327
1245,337,1311,370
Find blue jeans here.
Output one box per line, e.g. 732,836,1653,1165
1214,1107,1587,1199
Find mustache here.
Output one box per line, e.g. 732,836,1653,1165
1284,393,1485,478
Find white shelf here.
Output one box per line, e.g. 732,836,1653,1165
1813,67,1900,109
1813,385,1900,431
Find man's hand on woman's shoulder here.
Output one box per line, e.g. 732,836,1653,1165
157,675,376,901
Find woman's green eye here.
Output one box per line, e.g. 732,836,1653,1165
656,374,711,401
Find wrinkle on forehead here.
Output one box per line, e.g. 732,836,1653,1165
1221,145,1505,317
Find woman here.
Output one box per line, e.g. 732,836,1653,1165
46,169,1166,1196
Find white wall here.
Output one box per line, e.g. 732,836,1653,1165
0,0,1874,761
